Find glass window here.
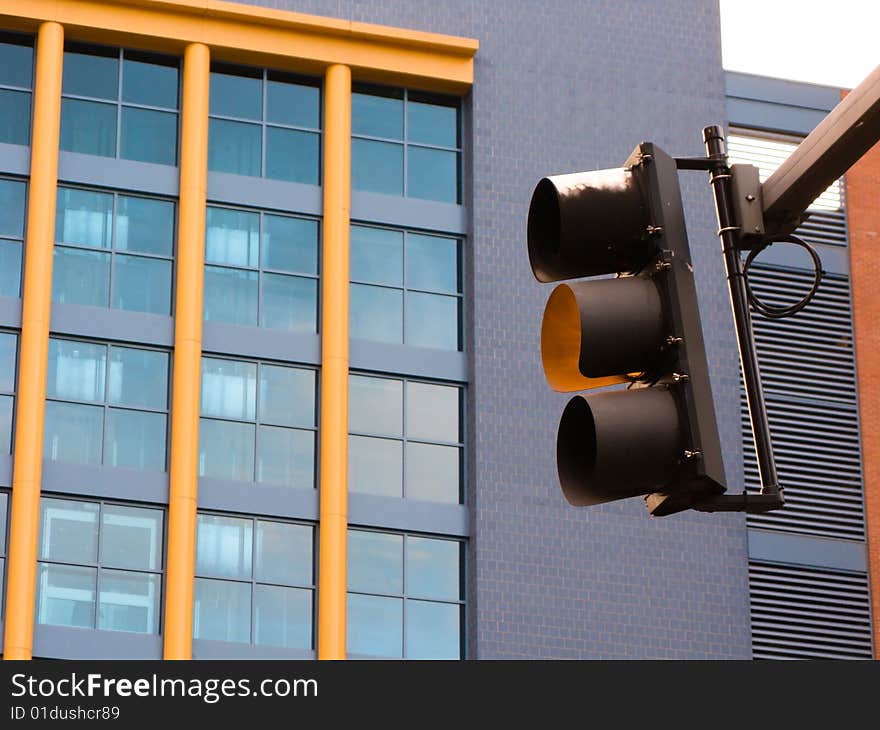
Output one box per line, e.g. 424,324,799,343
193,512,314,649
54,186,175,316
0,33,34,146
199,357,316,489
0,332,17,455
349,374,463,504
208,64,321,184
60,44,179,165
44,338,170,470
36,497,164,635
0,178,27,298
0,491,7,607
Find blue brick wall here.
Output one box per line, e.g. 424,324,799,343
247,0,751,659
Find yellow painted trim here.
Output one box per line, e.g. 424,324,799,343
2,21,63,661
163,41,209,661
0,0,477,93
317,63,351,661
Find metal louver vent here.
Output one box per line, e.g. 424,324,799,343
797,210,848,247
750,562,873,659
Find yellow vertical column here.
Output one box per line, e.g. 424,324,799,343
163,42,210,660
317,64,351,660
2,21,63,661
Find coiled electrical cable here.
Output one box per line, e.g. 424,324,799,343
743,234,824,319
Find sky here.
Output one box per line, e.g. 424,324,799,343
720,0,879,89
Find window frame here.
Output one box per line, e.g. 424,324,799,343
0,31,35,148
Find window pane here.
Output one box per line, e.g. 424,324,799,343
347,594,402,658
262,215,318,275
259,365,315,428
108,346,168,410
350,225,403,286
210,69,262,120
121,107,178,165
36,563,96,629
406,442,460,504
0,89,30,146
406,600,460,659
203,266,258,326
196,514,253,579
0,493,7,540
106,408,166,471
39,498,99,563
405,292,459,350
255,585,312,650
0,241,22,298
60,99,117,157
0,179,26,238
99,569,161,634
113,254,172,315
407,100,458,148
407,234,459,293
56,187,113,248
122,56,178,109
101,504,163,571
0,332,16,391
261,273,317,332
116,196,174,256
205,207,259,267
52,248,111,307
0,396,11,454
408,147,458,203
350,284,402,344
193,578,250,643
348,435,402,498
201,358,256,420
208,118,261,176
0,39,33,88
63,49,118,100
347,530,402,595
406,536,461,601
257,426,314,490
256,521,312,585
266,77,319,128
44,401,103,465
352,139,403,196
266,127,320,185
199,419,255,482
349,375,402,436
47,339,107,402
352,91,403,139
406,382,460,442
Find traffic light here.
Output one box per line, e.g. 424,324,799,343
528,142,726,516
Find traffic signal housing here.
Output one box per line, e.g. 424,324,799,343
528,142,726,516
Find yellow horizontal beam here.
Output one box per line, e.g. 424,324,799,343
0,0,477,93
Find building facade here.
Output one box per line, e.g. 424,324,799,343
0,0,874,659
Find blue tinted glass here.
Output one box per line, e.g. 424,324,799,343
406,382,459,442
208,118,261,176
352,91,403,139
121,107,178,165
0,178,26,237
0,89,30,145
407,100,458,147
266,78,319,128
101,504,163,571
203,266,258,326
348,436,402,498
106,409,166,471
350,225,402,286
206,207,259,267
201,358,256,420
52,248,110,307
408,147,458,203
39,498,99,563
406,600,460,659
0,332,16,392
405,292,459,350
116,196,174,256
43,401,103,464
63,50,118,100
0,40,33,88
346,594,402,658
259,365,315,428
56,188,113,248
265,128,319,185
37,563,96,629
60,99,117,157
196,514,253,579
348,530,403,595
210,70,262,120
352,139,403,196
108,347,168,410
348,375,402,436
256,521,312,585
113,255,172,315
122,57,178,108
99,570,161,634
199,419,255,481
0,396,12,454
255,585,312,649
257,426,314,490
406,537,460,600
0,241,21,298
406,442,460,504
47,339,107,402
350,284,402,343
261,273,316,332
407,234,459,293
262,215,317,274
193,578,250,643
